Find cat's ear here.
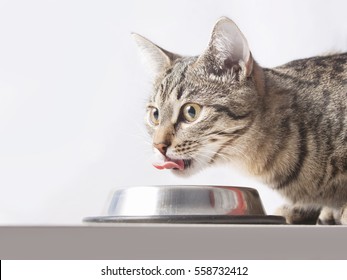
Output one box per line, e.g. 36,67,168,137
132,33,180,77
197,17,253,78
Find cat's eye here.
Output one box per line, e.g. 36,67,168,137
182,103,201,122
149,107,159,125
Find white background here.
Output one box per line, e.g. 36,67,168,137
0,0,346,225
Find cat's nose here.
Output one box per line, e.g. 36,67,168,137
154,143,168,156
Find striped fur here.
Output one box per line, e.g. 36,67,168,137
135,18,347,224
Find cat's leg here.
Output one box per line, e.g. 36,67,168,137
317,207,339,225
275,204,321,224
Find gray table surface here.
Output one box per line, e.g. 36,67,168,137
0,225,347,259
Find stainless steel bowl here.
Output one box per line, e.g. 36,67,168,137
108,185,265,215
84,185,286,224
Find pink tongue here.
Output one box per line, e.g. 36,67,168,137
153,158,185,170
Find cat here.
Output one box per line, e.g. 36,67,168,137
133,17,347,225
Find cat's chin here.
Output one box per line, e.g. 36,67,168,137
170,160,205,178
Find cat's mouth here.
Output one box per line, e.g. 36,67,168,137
153,157,192,171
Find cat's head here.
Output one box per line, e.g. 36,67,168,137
134,17,262,177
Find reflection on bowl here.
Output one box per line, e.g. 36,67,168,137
107,185,266,216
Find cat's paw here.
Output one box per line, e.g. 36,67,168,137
317,207,339,225
320,205,347,225
275,204,321,224
339,204,347,225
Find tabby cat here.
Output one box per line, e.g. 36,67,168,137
133,17,347,224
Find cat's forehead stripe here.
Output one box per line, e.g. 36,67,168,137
176,86,184,100
173,65,188,100
157,61,190,104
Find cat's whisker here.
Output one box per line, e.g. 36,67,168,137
195,146,231,164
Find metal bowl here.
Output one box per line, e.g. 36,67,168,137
84,185,285,224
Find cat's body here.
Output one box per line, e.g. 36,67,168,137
252,54,347,223
261,55,347,204
133,18,347,224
